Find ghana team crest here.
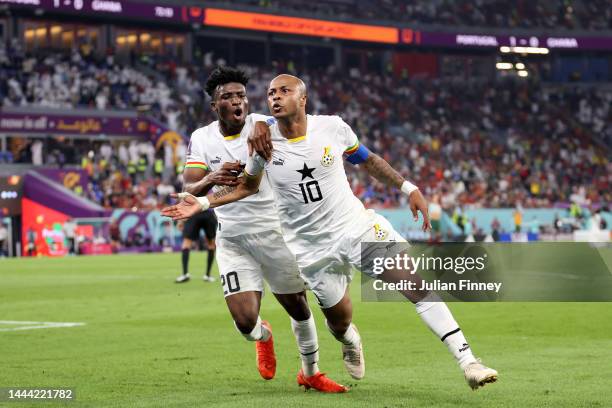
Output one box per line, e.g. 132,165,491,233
321,146,335,167
373,224,388,241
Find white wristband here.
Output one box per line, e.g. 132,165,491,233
197,196,210,211
401,180,419,196
245,153,265,176
177,192,210,211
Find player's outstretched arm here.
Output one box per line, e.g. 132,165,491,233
161,170,262,221
362,153,432,231
161,193,206,220
362,152,404,189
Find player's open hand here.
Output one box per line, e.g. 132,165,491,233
206,161,243,186
408,190,432,231
161,193,203,221
248,121,273,161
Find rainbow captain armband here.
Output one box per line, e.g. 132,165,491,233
184,161,209,171
344,141,370,165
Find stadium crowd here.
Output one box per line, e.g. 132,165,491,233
0,40,201,136
209,0,612,31
1,45,610,212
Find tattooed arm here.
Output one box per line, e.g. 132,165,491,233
207,172,261,208
337,116,431,230
362,152,404,188
360,152,432,230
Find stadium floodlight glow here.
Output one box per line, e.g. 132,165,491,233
517,70,529,77
515,62,525,69
496,62,513,70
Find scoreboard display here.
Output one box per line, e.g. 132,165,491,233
48,0,183,22
1,0,610,50
0,0,205,24
0,174,23,216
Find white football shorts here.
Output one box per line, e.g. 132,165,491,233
216,229,307,297
299,210,407,309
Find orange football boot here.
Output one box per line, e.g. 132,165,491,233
297,369,348,393
255,320,276,380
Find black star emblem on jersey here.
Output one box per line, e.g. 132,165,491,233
296,163,316,180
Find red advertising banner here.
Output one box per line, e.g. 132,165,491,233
204,8,398,44
21,197,70,257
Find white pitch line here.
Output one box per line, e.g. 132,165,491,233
0,321,86,332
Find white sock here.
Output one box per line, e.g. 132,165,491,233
325,320,360,346
235,316,271,342
415,292,477,370
291,315,319,377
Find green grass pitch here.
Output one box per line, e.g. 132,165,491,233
2,253,611,407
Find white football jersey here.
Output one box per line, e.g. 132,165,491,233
248,115,371,264
185,113,281,237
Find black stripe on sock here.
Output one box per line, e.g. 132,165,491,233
300,348,319,356
440,328,461,342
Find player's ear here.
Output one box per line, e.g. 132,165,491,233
210,100,217,113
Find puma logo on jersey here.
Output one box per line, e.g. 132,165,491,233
273,158,285,166
321,146,335,167
210,155,222,164
373,224,388,241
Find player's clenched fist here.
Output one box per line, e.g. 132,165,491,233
205,161,244,186
247,121,274,161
